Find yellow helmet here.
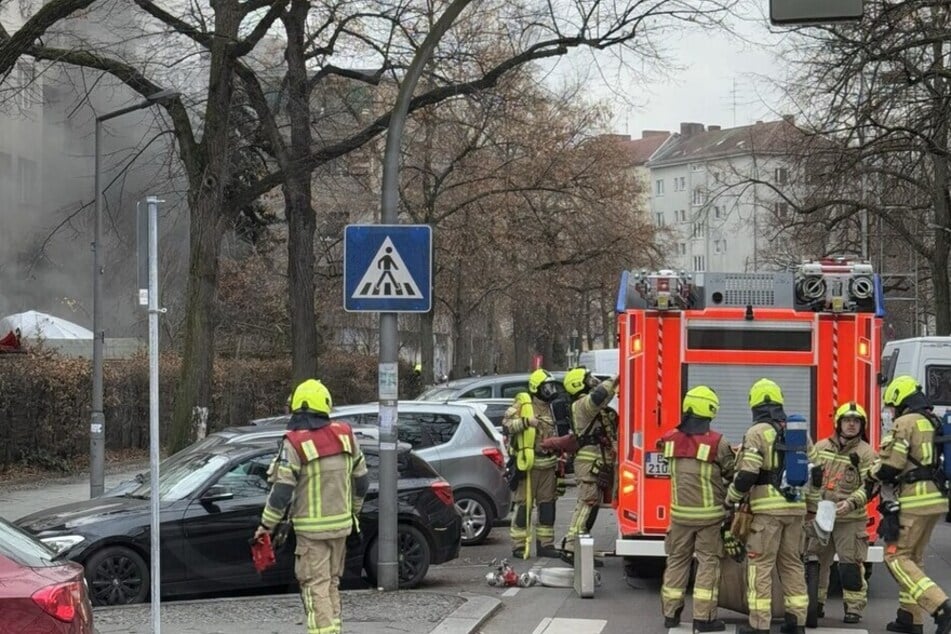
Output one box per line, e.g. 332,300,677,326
290,379,332,415
528,369,553,394
835,401,867,423
563,367,590,396
749,378,784,408
883,375,921,408
682,385,719,418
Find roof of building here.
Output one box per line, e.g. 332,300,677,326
610,131,673,166
648,119,806,167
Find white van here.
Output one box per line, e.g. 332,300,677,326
577,348,619,375
881,337,951,417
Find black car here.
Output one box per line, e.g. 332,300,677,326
16,443,461,606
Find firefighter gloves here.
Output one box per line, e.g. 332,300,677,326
722,528,746,562
877,500,901,543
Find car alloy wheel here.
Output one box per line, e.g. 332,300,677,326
85,545,149,606
455,492,493,545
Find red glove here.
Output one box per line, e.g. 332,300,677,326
540,434,579,453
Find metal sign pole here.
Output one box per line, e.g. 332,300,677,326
146,196,164,633
377,0,474,591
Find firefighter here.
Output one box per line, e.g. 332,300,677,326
255,379,369,634
551,367,618,565
504,368,562,558
803,401,876,624
658,385,735,633
726,378,811,634
873,375,951,634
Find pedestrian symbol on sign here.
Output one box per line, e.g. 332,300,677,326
352,237,422,299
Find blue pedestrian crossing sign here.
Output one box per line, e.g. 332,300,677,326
344,224,432,312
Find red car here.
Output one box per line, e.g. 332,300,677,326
0,516,94,633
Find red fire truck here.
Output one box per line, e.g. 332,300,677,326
612,260,884,564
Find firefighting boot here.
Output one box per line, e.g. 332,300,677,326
934,600,951,634
692,618,726,632
843,612,862,624
535,541,560,559
735,625,769,634
663,606,683,628
779,614,805,634
886,608,923,634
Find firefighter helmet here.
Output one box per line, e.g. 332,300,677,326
563,367,591,396
883,375,921,408
528,369,558,401
834,401,867,439
749,378,784,408
290,379,332,415
682,386,719,418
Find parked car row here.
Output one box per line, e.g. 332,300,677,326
16,440,460,607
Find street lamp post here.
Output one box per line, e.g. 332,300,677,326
90,90,179,498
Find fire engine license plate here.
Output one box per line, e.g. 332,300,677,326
645,452,670,478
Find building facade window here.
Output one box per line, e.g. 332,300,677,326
655,179,665,196
677,209,686,222
690,163,703,172
655,211,665,226
693,222,704,238
692,188,705,206
674,176,686,191
714,205,722,219
678,242,686,255
775,201,789,216
693,255,705,271
714,239,727,254
774,167,789,185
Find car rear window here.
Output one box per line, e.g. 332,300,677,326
0,519,56,567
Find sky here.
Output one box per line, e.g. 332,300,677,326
562,6,792,138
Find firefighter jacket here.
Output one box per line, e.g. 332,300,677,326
727,421,813,515
660,428,735,525
873,412,947,515
805,434,876,521
260,421,369,539
571,378,618,466
503,397,558,469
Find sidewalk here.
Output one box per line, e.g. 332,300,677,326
93,590,500,634
1,462,500,634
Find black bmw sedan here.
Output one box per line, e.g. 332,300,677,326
16,443,461,606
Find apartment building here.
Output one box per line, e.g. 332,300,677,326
647,119,803,273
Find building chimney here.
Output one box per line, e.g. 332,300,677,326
641,130,669,139
708,125,721,132
679,122,705,137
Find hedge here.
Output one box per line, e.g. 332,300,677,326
0,348,413,473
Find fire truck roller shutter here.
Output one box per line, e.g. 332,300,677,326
684,364,815,445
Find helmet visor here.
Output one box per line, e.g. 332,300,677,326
536,381,559,402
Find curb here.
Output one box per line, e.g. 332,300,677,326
429,592,501,634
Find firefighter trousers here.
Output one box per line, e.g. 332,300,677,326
804,518,868,615
884,512,949,625
661,520,723,622
745,514,808,630
295,533,346,634
510,464,557,550
562,456,604,553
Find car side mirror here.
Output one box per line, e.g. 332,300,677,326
877,372,887,387
201,485,234,503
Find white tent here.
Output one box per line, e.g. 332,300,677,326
0,310,93,340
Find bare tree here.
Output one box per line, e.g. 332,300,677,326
6,0,738,449
773,1,951,333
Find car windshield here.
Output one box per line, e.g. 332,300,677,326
0,518,57,567
128,452,231,501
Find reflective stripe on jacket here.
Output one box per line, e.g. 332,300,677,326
875,413,946,515
663,431,735,525
805,435,875,520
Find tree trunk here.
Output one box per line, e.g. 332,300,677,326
512,301,530,371
284,0,318,382
168,3,241,453
169,199,226,452
421,309,435,383
931,35,951,335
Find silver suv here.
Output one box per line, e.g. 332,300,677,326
325,401,509,545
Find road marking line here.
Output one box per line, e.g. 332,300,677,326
502,587,519,597
533,617,606,634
